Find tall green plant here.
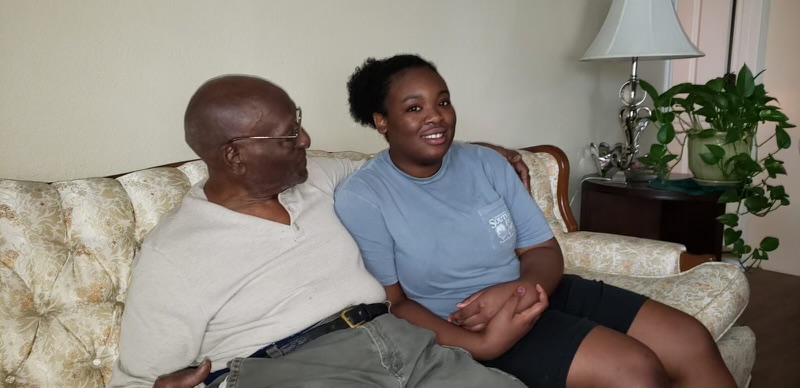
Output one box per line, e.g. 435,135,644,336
638,64,795,267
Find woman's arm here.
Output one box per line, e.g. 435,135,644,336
385,283,482,350
516,237,564,296
386,282,548,360
448,237,563,331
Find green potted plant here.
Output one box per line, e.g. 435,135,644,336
638,64,794,268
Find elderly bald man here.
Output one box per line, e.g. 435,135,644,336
109,75,541,388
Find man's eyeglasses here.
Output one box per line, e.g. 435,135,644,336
223,107,302,146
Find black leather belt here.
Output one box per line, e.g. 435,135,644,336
204,303,388,385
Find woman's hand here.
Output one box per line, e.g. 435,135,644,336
472,285,549,360
448,280,539,331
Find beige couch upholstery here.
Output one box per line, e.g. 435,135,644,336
0,146,754,387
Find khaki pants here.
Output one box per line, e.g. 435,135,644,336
209,314,524,388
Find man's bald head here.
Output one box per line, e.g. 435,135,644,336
184,75,292,161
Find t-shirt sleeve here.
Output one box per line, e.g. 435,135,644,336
334,185,398,286
307,157,368,193
109,249,207,387
480,148,554,248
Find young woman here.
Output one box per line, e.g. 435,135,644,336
334,54,736,388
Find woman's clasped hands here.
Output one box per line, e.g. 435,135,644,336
448,282,549,359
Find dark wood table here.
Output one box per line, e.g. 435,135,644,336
580,176,725,259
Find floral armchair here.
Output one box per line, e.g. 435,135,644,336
520,145,754,387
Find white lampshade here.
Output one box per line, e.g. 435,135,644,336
580,0,704,61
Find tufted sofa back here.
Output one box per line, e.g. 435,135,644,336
0,148,568,387
0,160,208,387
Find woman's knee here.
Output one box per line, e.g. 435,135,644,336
630,301,721,360
677,315,720,360
621,345,670,388
658,309,718,353
569,327,669,387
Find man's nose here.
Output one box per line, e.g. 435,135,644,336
296,127,311,149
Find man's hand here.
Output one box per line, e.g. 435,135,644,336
504,152,530,192
473,285,548,360
447,280,539,331
154,359,211,388
472,142,530,191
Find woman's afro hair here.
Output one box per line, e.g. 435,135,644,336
346,54,437,128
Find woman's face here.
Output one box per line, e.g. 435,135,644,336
374,66,456,177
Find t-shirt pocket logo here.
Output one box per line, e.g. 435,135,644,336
478,199,516,249
489,210,515,243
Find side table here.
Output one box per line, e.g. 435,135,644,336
580,177,725,259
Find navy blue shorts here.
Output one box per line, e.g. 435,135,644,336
480,274,648,387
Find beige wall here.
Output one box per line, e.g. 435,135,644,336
745,0,800,276
671,0,734,173
1,0,666,192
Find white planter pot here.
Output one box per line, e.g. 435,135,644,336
687,132,752,186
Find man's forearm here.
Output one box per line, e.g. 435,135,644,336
391,298,500,360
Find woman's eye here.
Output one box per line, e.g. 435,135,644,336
439,100,451,106
406,106,421,112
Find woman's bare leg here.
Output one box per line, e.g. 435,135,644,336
567,325,669,388
626,300,736,388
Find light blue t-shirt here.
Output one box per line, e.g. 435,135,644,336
334,142,554,318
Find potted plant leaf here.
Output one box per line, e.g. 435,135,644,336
637,64,795,268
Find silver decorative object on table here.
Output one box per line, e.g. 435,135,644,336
589,142,614,177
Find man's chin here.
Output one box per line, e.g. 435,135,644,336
281,173,308,192
295,169,309,184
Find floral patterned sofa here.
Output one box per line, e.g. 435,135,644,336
0,145,754,387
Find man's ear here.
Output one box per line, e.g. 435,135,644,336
373,113,388,135
222,144,246,176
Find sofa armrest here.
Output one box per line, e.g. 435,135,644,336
559,231,684,276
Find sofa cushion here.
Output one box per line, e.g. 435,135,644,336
117,168,192,245
0,178,136,386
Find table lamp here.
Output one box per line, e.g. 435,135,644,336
581,0,704,181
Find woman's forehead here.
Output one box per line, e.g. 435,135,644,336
387,68,448,98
